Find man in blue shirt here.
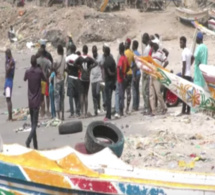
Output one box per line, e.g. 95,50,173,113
132,40,141,111
4,49,15,121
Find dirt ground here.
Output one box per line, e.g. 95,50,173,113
1,1,215,173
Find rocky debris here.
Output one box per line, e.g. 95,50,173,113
44,30,66,48
78,13,130,43
0,2,131,50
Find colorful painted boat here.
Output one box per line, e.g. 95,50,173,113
135,56,215,111
200,65,215,99
192,21,215,36
176,8,209,24
208,19,215,30
0,144,215,195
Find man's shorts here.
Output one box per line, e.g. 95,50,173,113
41,81,49,96
5,87,12,98
80,81,90,95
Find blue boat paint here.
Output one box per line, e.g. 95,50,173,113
118,183,166,195
0,161,27,181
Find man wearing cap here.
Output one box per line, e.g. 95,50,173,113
193,32,208,88
124,38,134,114
150,40,168,116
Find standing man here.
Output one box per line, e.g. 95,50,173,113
4,49,15,121
24,55,46,149
124,38,134,114
37,48,52,117
40,42,53,64
117,43,129,117
66,44,80,118
91,46,103,116
54,45,66,121
180,36,193,115
103,47,116,121
40,42,53,116
150,40,168,116
132,40,141,111
74,45,97,118
193,32,208,88
142,33,151,115
66,34,74,56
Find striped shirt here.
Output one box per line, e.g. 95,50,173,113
152,49,167,66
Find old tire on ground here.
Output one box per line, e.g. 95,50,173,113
85,121,124,158
59,121,83,135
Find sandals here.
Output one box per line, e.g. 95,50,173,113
162,109,168,115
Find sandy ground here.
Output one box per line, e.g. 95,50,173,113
0,4,215,173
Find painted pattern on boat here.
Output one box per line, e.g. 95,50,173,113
0,144,215,195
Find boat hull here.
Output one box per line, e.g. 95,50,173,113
176,8,209,24
0,144,215,195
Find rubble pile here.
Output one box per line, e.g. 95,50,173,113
0,2,131,51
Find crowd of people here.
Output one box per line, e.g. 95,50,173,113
4,31,208,149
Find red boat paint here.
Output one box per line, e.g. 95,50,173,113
70,178,118,193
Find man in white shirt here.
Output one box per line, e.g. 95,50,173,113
150,40,168,116
66,44,80,117
180,36,193,115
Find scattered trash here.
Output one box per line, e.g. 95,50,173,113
181,118,191,124
178,160,195,169
121,130,215,173
136,142,144,150
18,10,26,16
46,118,62,127
189,134,204,140
189,153,197,158
14,118,62,133
12,108,29,121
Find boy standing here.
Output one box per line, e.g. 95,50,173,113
180,36,193,115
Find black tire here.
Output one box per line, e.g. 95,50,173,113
59,121,83,135
85,121,124,158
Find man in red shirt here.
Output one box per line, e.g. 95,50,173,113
117,43,129,116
